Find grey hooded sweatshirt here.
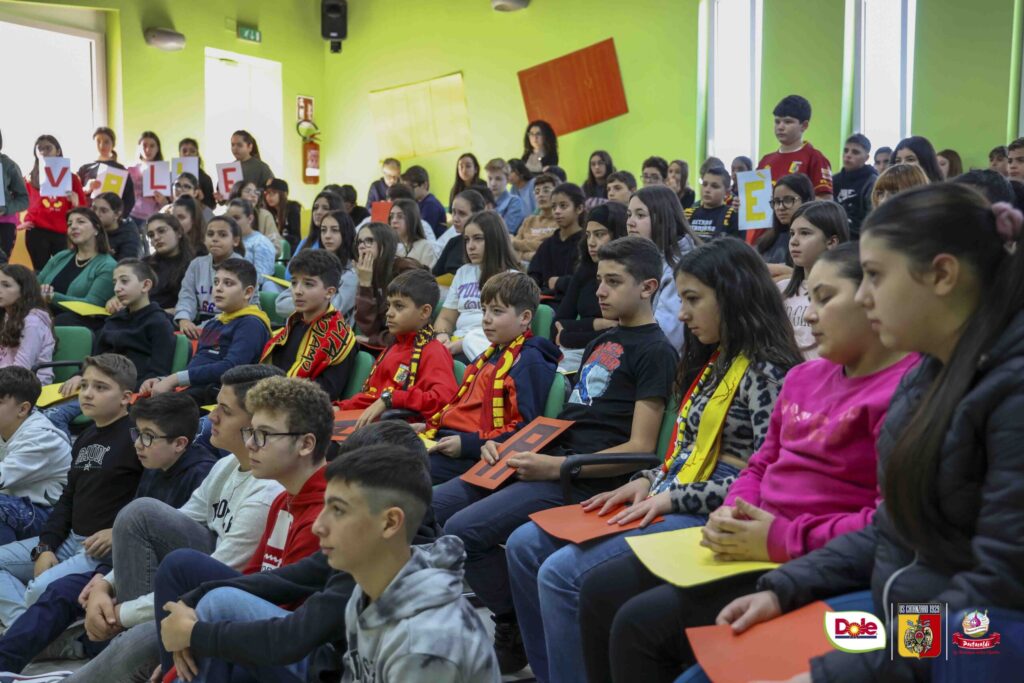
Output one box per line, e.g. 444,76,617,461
342,535,499,683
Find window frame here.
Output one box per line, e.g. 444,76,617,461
851,0,917,143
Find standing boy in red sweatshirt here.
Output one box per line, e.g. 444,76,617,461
335,269,457,427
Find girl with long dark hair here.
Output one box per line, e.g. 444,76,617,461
353,221,425,347
0,264,54,382
20,135,88,270
582,150,615,201
522,120,559,173
448,153,481,210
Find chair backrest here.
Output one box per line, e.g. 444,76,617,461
532,304,555,340
453,360,467,384
279,239,292,262
273,262,287,280
52,326,94,383
259,291,285,327
654,396,680,458
341,351,375,399
170,334,192,374
543,372,569,418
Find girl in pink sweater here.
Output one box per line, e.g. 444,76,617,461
0,265,55,384
576,242,920,682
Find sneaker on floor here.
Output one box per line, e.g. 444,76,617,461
492,615,528,675
0,673,73,683
34,622,86,663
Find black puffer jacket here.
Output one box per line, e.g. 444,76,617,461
757,309,1024,682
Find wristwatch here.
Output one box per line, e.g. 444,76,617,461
381,389,393,409
30,543,51,561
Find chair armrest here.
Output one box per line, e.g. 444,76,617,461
379,408,419,422
559,453,662,504
31,360,84,373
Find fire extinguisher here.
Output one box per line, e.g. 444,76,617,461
297,120,320,185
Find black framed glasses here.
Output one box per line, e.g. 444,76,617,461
769,196,800,210
241,427,304,449
129,428,177,448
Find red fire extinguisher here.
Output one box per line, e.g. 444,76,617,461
297,119,320,185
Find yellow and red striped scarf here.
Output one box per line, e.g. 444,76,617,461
260,307,355,380
424,331,530,438
362,324,435,393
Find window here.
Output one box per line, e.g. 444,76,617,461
0,17,106,171
204,48,284,176
853,0,916,149
706,0,763,165
368,73,472,159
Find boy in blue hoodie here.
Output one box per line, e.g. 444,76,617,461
0,391,217,673
425,272,559,484
142,258,270,404
45,259,176,438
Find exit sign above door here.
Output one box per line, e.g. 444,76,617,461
237,25,261,43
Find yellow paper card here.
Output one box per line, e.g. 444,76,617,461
202,404,217,412
418,433,438,450
262,274,291,288
37,383,75,407
626,526,779,588
57,301,109,317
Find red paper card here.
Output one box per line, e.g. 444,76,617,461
529,503,664,544
332,409,365,443
370,200,393,223
460,417,573,489
686,601,832,683
518,38,629,136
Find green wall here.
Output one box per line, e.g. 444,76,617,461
1,0,326,205
6,0,1023,204
320,0,702,201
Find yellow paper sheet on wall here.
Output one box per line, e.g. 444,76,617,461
626,526,779,587
369,72,471,159
38,383,74,407
57,301,110,317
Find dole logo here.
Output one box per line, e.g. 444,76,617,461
824,611,887,653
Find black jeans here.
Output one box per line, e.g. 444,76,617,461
26,228,67,271
0,223,15,259
578,551,763,683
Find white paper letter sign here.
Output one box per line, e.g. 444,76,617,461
0,161,6,207
94,164,129,198
216,162,242,195
171,156,200,183
737,169,775,231
40,157,72,198
142,161,171,198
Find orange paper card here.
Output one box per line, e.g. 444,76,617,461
460,417,573,489
686,601,832,683
529,504,664,544
370,200,393,223
332,409,365,442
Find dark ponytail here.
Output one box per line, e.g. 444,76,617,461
869,183,1024,569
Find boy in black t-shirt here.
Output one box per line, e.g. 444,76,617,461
432,236,677,674
0,354,139,632
832,133,878,239
685,166,738,240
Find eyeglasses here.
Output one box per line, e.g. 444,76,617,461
130,428,177,448
172,182,194,191
356,237,376,247
241,427,303,449
642,175,663,184
769,196,800,209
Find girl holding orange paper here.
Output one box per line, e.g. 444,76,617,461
574,239,919,682
696,185,1024,683
505,237,801,682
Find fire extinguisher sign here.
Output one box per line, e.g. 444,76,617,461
297,96,315,123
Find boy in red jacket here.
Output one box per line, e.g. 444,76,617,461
335,269,458,427
154,375,333,681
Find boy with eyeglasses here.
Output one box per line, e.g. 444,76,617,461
0,391,216,674
61,365,286,682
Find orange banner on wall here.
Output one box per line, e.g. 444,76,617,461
517,38,629,136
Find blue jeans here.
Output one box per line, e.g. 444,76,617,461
0,533,105,630
43,398,81,442
433,477,593,618
673,591,875,683
179,588,308,683
0,570,94,672
428,453,477,485
154,549,241,675
0,495,52,546
507,513,706,683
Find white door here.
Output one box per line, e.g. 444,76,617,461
204,48,283,177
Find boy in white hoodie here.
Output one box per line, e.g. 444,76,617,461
317,443,499,683
0,367,71,545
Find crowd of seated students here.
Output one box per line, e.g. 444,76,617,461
0,88,1021,683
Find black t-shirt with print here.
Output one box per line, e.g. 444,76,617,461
556,322,677,457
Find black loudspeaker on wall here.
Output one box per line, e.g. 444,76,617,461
322,0,347,52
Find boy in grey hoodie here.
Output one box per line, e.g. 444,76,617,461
321,444,498,683
0,367,72,545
